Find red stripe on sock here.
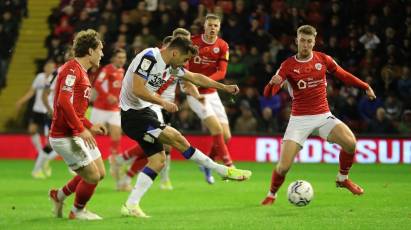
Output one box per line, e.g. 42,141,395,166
339,150,354,175
74,180,98,209
270,170,285,194
62,175,82,196
212,134,233,166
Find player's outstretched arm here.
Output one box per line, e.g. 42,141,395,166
182,70,239,95
181,80,205,102
132,73,178,112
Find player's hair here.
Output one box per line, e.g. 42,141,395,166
113,48,126,56
73,29,102,57
205,13,221,22
162,35,174,46
172,28,191,38
168,36,198,56
297,25,317,36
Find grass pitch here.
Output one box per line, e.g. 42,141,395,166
0,160,410,229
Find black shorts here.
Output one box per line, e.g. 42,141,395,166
29,111,51,128
161,109,172,125
121,107,166,156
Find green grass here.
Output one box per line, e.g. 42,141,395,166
0,160,410,230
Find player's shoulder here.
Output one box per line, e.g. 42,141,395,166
216,37,229,47
313,51,332,61
60,60,81,74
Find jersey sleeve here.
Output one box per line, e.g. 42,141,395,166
324,54,369,90
133,51,157,79
276,62,288,81
209,42,229,81
56,69,86,134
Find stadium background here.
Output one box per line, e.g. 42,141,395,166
0,1,410,229
0,0,409,162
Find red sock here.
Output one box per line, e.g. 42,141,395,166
339,150,354,175
212,134,233,166
110,140,121,155
62,175,82,196
269,170,285,194
74,180,98,209
208,144,218,160
122,144,145,160
127,158,148,177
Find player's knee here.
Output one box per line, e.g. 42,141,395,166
171,132,190,150
85,173,101,184
99,170,106,181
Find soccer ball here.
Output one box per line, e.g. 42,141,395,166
287,180,314,207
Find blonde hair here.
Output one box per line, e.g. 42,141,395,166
297,25,317,36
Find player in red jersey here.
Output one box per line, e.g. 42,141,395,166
187,14,234,184
261,25,377,205
90,48,126,184
47,29,108,220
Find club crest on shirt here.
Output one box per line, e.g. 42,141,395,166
315,63,322,70
65,74,76,86
213,47,220,53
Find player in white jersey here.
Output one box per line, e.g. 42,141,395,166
119,36,252,218
15,60,58,179
113,33,204,191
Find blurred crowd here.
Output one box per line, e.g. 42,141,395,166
22,0,411,135
0,0,27,92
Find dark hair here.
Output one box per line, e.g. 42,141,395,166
112,48,126,56
73,29,101,57
162,36,173,46
167,36,198,56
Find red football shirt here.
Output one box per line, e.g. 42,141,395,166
93,64,124,111
50,59,93,137
188,34,229,94
277,51,342,116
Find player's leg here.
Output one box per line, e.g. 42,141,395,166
159,144,173,190
261,140,302,205
158,126,251,181
117,157,148,192
29,118,47,178
261,115,314,205
48,137,104,220
325,122,364,195
108,124,122,183
122,150,165,218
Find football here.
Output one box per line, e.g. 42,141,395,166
287,180,314,207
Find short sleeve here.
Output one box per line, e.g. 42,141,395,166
31,74,43,89
133,50,157,79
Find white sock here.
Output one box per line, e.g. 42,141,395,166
190,149,228,176
47,150,58,160
159,154,171,182
126,172,154,206
32,151,47,172
337,172,348,182
57,189,67,201
31,133,43,153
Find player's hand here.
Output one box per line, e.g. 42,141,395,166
365,86,376,101
196,95,206,105
90,123,108,135
79,129,97,149
162,101,179,113
269,75,282,85
224,84,240,95
107,94,118,104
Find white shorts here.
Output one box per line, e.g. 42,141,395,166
151,105,165,124
90,107,121,126
49,136,102,170
186,92,229,124
283,112,342,146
